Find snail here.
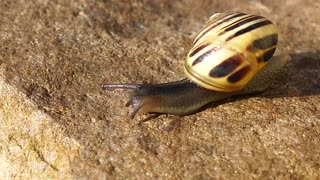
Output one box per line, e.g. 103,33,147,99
102,12,291,119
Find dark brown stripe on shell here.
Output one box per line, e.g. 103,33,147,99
205,12,245,29
220,15,255,29
207,12,235,24
192,47,219,66
189,43,210,57
226,20,273,41
193,13,246,45
253,34,278,50
227,66,252,83
219,15,264,36
258,47,276,62
209,54,243,78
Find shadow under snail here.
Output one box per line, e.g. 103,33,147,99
102,12,291,119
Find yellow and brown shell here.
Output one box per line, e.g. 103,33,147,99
184,12,278,92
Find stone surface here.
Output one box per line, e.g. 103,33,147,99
0,0,319,179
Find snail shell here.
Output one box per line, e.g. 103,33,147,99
185,12,278,92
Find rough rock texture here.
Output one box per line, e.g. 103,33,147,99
0,0,319,179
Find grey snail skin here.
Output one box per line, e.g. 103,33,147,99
102,12,291,119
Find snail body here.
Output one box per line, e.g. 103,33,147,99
102,12,291,119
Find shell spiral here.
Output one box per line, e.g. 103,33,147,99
184,12,278,92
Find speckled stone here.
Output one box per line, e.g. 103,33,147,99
0,0,319,179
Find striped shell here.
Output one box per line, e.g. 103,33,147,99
184,12,278,92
